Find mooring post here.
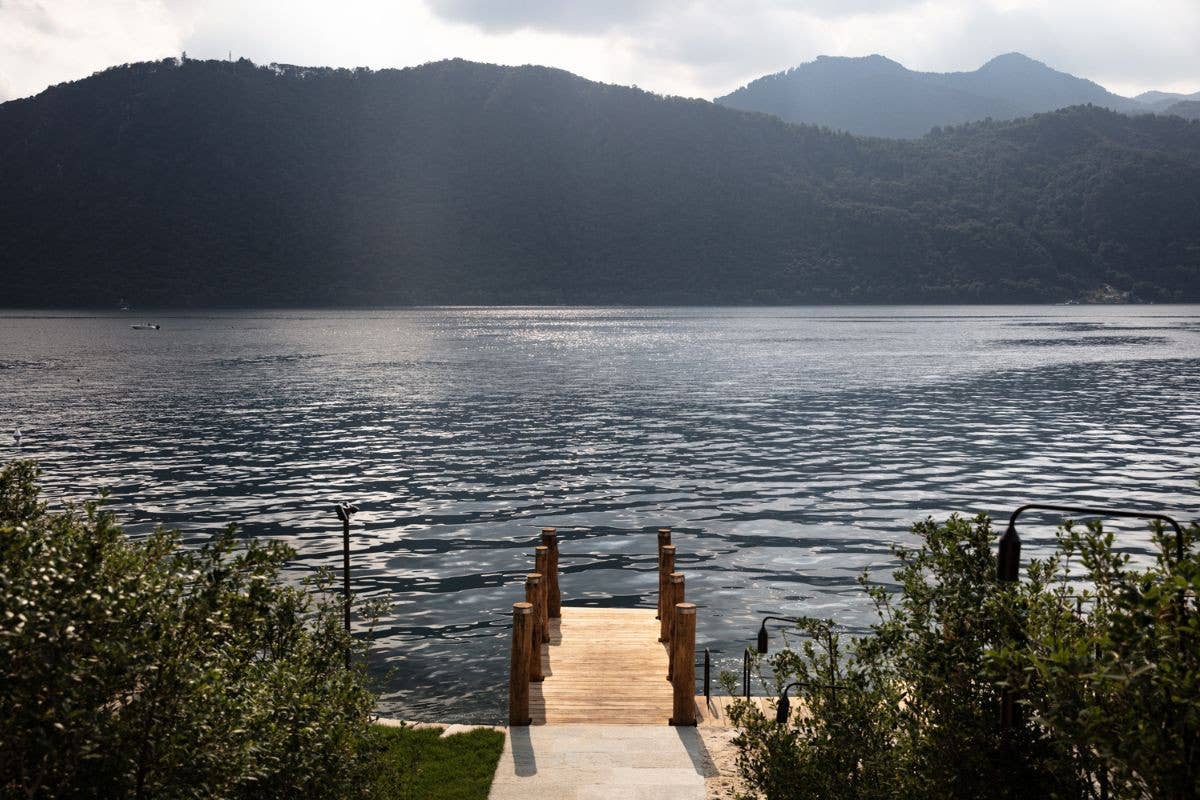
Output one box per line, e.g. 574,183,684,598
509,602,534,725
669,603,697,726
666,572,685,678
534,545,550,643
655,530,672,619
658,545,677,637
541,528,561,618
525,574,545,682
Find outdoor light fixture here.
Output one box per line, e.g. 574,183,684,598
333,502,360,666
756,616,799,654
776,682,802,724
997,520,1021,583
999,503,1185,584
997,502,1185,734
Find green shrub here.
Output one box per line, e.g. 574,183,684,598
0,459,378,799
727,513,1199,800
992,519,1200,799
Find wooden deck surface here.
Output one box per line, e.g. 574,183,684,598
530,607,675,725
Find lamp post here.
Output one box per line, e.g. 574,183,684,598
334,502,358,666
996,502,1186,736
998,503,1185,582
776,682,802,724
749,615,841,708
774,677,846,724
756,615,801,654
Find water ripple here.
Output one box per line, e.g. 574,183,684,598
1,306,1198,722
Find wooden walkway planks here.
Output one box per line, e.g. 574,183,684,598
530,607,675,725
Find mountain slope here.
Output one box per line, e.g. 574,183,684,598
1136,90,1200,112
1,58,1199,307
1165,100,1200,121
716,53,1142,138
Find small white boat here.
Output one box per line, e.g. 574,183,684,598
131,323,161,330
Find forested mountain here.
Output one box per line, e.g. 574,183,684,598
1165,100,1200,121
716,53,1144,138
1,58,1199,307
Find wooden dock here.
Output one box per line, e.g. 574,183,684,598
530,608,673,724
508,527,700,727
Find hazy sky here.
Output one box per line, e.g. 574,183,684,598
1,0,1198,103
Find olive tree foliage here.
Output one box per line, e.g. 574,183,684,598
724,513,1199,800
0,460,380,800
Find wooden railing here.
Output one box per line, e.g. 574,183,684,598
506,526,697,726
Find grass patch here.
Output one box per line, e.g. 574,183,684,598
366,724,506,800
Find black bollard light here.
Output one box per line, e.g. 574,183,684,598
776,682,801,724
1002,503,1185,578
756,616,799,655
997,521,1021,583
334,502,359,665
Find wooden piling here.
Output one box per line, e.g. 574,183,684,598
509,602,533,726
658,544,676,632
669,603,697,726
541,528,561,618
655,530,672,619
666,572,684,678
525,574,545,682
534,545,550,643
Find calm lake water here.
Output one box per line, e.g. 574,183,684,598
2,306,1198,722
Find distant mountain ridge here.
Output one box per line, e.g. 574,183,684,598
1,58,1199,307
1136,90,1200,112
717,53,1150,138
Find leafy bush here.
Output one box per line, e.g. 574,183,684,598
727,513,1199,800
992,519,1200,799
0,460,378,799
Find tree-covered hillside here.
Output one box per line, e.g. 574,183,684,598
1,58,1198,307
1166,100,1200,121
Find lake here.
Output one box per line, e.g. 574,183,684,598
1,306,1198,722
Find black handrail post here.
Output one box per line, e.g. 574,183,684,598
743,648,751,699
827,629,837,709
703,648,711,701
334,502,359,667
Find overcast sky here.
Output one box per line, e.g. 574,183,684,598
1,0,1198,103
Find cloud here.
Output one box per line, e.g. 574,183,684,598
0,0,190,100
425,0,659,34
0,0,1197,103
425,0,932,34
420,0,1200,98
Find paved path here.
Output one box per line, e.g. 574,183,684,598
487,724,712,800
